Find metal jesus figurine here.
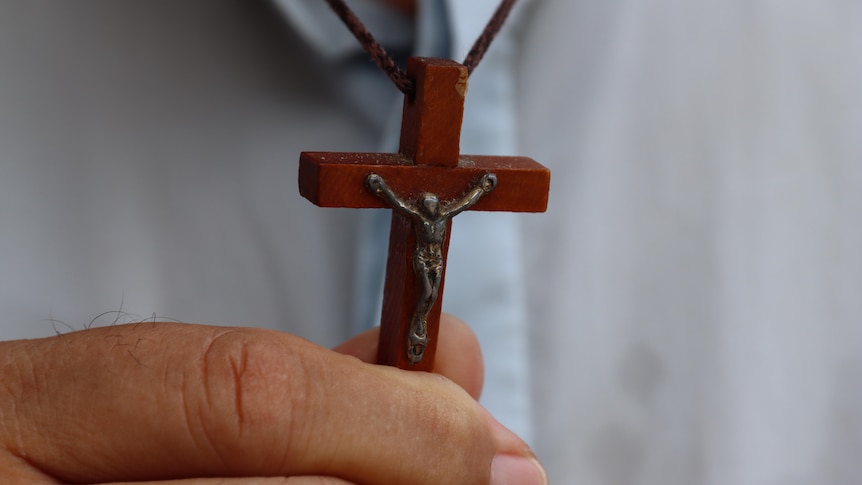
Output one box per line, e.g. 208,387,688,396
366,172,498,362
298,57,550,371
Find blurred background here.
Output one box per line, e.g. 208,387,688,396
519,1,862,483
1,1,860,483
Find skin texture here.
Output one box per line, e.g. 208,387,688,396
0,315,540,484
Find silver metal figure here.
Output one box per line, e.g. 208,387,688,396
366,172,498,363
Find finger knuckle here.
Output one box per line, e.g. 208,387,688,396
185,329,309,462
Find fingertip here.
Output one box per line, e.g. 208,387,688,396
332,314,484,399
435,313,484,400
479,406,547,484
331,327,379,363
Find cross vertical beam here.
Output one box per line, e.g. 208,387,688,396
298,57,550,371
377,58,466,370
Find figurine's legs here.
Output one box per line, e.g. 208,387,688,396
407,260,430,363
407,257,442,363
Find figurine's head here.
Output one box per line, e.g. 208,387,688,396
421,194,439,215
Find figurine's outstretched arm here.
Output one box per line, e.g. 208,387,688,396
366,173,422,219
440,173,497,219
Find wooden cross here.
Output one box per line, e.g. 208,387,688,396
298,57,550,371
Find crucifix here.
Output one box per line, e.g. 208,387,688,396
298,57,550,371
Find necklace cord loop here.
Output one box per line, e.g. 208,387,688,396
324,0,518,96
461,0,517,75
324,0,416,95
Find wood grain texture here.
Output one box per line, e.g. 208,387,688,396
298,153,550,212
296,57,551,371
398,57,467,167
375,214,451,371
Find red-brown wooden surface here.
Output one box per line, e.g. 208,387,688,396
298,57,550,371
299,153,549,211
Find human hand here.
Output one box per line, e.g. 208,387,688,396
0,315,546,484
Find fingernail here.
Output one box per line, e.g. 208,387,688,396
490,454,548,485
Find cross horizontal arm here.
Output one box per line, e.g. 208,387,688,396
299,152,550,212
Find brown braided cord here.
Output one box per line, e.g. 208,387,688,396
324,0,518,96
324,0,415,94
461,0,518,75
